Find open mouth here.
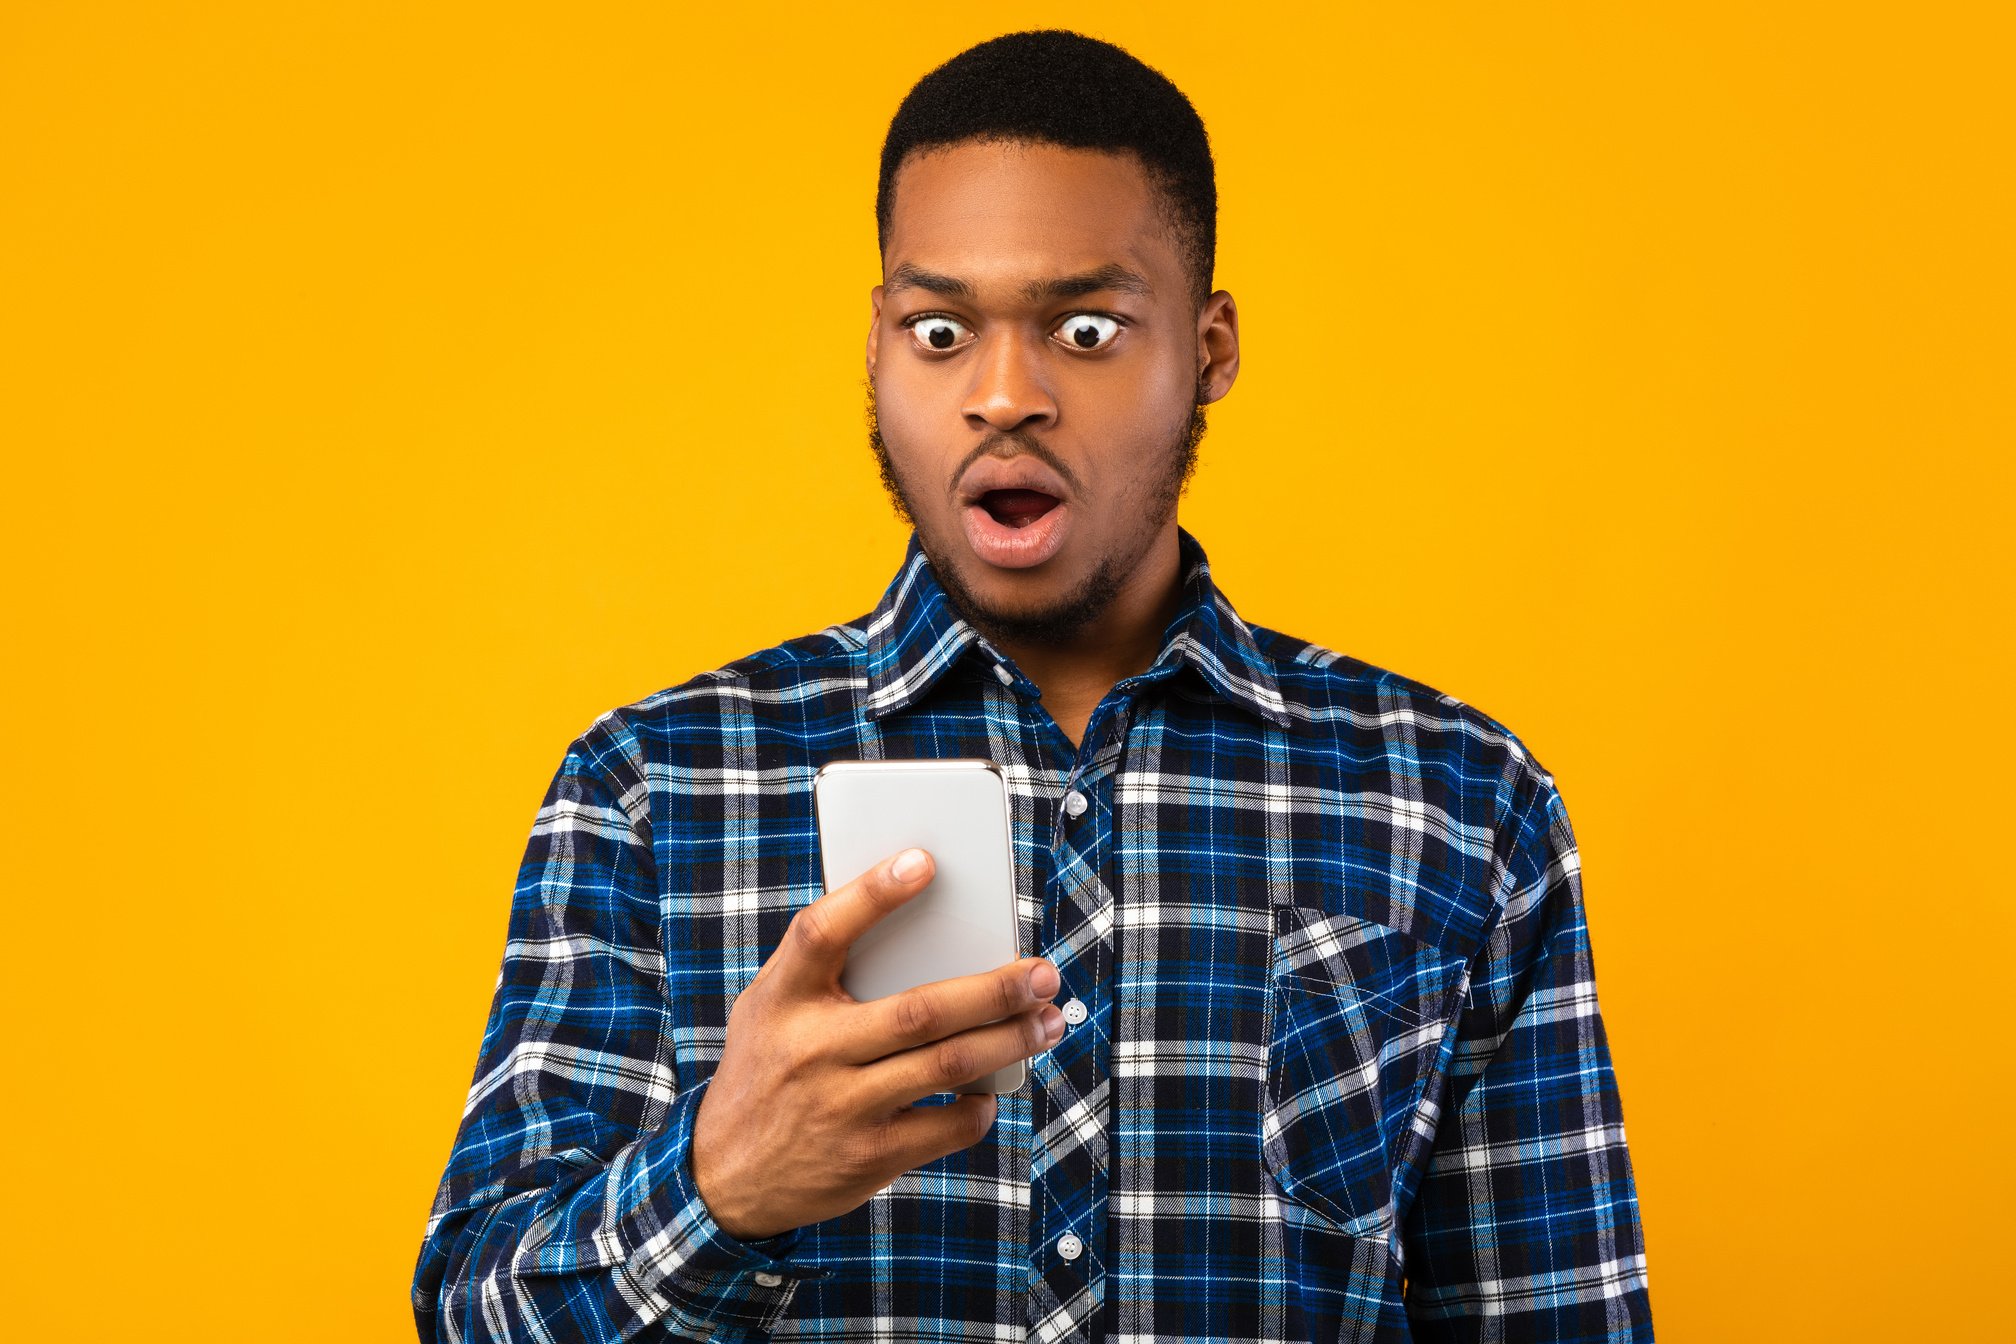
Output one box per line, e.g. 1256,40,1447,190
962,485,1072,568
976,488,1061,529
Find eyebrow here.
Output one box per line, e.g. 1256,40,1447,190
885,262,1154,305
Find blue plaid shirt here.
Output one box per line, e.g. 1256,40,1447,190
414,526,1652,1342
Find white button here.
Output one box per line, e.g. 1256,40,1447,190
1061,998,1088,1026
994,663,1015,686
1056,1232,1084,1261
1062,790,1087,817
753,1270,784,1288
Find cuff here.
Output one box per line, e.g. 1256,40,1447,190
615,1077,833,1338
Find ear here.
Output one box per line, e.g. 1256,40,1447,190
1196,290,1240,404
866,283,885,382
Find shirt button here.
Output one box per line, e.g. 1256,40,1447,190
1056,1232,1084,1262
753,1270,784,1287
1060,998,1088,1026
1062,789,1087,817
993,663,1015,686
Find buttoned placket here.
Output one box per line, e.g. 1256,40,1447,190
985,652,1163,1344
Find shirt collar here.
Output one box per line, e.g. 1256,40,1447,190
863,525,1292,731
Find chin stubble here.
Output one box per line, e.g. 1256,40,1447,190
863,378,1209,648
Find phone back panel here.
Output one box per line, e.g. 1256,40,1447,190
814,759,1026,1093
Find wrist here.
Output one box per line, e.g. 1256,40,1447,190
691,1092,771,1242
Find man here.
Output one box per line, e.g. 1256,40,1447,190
413,28,1653,1344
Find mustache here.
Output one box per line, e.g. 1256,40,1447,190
953,429,1083,499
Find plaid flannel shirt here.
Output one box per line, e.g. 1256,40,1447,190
413,526,1652,1342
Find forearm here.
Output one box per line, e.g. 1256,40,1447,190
414,1082,819,1344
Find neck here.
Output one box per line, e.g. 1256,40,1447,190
983,523,1185,721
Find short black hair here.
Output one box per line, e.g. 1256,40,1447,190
876,29,1217,310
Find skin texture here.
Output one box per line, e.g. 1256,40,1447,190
690,137,1241,1242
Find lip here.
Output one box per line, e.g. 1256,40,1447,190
956,454,1074,570
958,456,1072,507
962,498,1071,569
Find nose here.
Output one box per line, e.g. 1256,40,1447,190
961,328,1057,434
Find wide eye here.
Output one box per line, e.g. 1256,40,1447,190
1053,313,1122,351
906,314,974,352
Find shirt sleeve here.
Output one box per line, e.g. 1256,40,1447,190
411,710,831,1343
1400,770,1654,1341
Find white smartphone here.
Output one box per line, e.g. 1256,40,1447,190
812,758,1027,1094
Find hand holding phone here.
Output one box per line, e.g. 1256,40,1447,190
815,759,1029,1093
689,844,1063,1244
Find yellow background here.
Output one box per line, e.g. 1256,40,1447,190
3,4,2009,1339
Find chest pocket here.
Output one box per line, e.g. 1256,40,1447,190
1262,903,1468,1240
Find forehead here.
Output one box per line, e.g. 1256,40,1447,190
883,140,1181,297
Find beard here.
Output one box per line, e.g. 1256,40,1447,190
864,377,1209,648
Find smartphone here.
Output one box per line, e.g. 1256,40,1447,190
812,758,1027,1094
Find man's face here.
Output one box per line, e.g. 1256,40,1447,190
867,139,1237,647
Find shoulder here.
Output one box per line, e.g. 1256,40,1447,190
568,616,873,768
1247,622,1558,827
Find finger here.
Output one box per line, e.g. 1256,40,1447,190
773,847,934,993
856,1004,1065,1109
874,1094,1001,1176
835,956,1060,1065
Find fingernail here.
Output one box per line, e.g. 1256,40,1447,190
892,848,927,882
1040,1005,1065,1039
1029,961,1060,998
